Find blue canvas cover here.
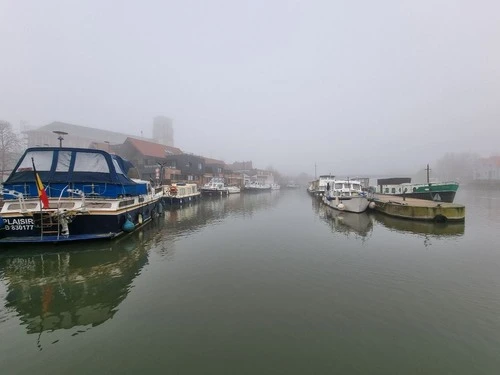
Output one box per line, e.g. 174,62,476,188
3,147,147,199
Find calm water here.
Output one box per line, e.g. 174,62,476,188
1,188,499,374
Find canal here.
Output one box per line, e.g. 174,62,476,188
1,188,499,374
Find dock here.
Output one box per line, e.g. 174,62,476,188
370,194,465,222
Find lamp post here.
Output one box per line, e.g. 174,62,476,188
157,162,166,187
53,131,68,148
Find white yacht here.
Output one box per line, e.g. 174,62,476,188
322,179,369,213
243,181,271,192
200,177,229,196
226,186,241,194
308,175,336,196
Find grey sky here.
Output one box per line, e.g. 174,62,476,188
1,0,500,176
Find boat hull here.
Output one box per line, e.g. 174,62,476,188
392,190,456,203
322,196,369,213
0,200,161,244
377,182,459,203
162,193,201,206
200,189,229,197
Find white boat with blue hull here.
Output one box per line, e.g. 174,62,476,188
0,147,163,243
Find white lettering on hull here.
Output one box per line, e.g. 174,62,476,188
3,218,35,231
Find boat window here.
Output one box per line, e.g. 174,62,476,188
385,188,389,193
17,151,54,172
112,158,125,175
352,184,360,190
391,188,396,193
87,202,113,208
7,203,38,210
74,152,110,173
335,183,342,189
56,151,72,172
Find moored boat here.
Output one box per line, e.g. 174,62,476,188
243,181,271,192
376,178,459,203
200,177,229,196
285,181,300,189
322,178,369,213
375,164,459,203
308,175,336,197
0,147,163,243
162,182,200,206
227,186,241,194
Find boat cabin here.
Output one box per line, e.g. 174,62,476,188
2,147,148,200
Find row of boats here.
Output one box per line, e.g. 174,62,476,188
0,147,459,244
199,177,280,196
0,146,276,244
307,174,460,214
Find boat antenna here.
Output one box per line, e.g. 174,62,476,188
53,130,68,148
426,164,431,185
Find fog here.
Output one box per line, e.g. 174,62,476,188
1,0,500,176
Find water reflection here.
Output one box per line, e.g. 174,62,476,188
163,192,283,235
204,191,283,217
0,225,155,349
314,198,373,239
151,193,283,258
373,213,465,237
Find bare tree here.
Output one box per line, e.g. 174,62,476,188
266,165,282,183
0,120,22,183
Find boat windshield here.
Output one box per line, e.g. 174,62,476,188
16,150,54,172
112,158,125,175
56,151,72,172
74,152,110,173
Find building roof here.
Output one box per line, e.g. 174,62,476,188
377,177,412,185
25,121,149,144
203,157,225,165
125,137,182,158
483,156,500,167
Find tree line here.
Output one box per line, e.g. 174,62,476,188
0,120,23,183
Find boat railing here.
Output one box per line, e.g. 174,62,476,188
1,188,28,213
61,186,88,212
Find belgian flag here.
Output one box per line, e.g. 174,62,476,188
31,157,50,209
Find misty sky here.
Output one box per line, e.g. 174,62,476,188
1,0,500,176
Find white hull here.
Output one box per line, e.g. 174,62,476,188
322,195,369,213
200,178,229,196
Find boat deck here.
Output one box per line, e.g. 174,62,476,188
370,194,465,222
